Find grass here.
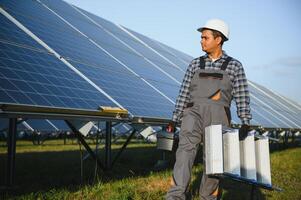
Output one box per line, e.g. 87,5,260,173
0,139,300,200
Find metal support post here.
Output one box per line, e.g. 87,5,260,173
284,131,288,147
6,118,17,187
111,129,136,167
63,131,67,145
65,120,105,170
105,121,112,170
276,131,280,150
291,131,294,143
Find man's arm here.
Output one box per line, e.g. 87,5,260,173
172,61,194,123
232,62,252,125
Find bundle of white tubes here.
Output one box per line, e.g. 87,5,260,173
205,124,272,186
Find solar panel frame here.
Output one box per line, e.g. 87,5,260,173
0,0,300,129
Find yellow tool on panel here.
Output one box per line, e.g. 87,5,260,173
99,106,128,116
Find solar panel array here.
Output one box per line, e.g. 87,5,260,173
0,0,300,129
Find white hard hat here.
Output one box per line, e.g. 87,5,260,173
197,19,229,41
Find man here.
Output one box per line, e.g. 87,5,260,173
166,19,252,200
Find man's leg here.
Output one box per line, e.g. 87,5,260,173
199,126,220,200
199,105,230,200
199,173,220,200
166,107,203,200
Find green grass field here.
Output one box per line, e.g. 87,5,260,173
0,139,300,200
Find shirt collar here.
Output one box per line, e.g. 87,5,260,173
204,51,228,61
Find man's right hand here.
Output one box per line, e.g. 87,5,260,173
166,121,177,133
239,124,249,140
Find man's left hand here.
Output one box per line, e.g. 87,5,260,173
239,124,249,140
166,121,177,133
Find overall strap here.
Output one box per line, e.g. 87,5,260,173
221,56,232,71
199,57,206,69
199,56,232,70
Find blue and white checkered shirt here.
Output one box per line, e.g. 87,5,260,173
172,52,252,125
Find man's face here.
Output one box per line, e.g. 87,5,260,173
201,29,221,53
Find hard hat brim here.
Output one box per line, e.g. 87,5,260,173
197,27,229,41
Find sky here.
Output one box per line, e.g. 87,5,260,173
65,0,301,104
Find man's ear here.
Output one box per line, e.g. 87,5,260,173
216,36,222,45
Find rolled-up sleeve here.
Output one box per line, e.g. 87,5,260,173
172,62,194,123
232,62,252,124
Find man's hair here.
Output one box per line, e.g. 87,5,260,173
211,29,226,46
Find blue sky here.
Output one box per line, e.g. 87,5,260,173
65,0,301,104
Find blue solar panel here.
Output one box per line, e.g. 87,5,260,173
25,119,56,131
0,0,300,129
0,118,70,132
48,120,70,131
249,81,301,128
0,118,29,132
102,30,185,80
0,43,115,109
39,0,183,99
154,40,194,64
0,0,176,118
146,80,179,101
0,15,115,109
0,14,43,50
69,60,173,117
123,27,191,71
54,2,186,81
250,99,289,128
251,81,298,112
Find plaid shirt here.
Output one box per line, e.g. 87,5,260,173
172,52,252,125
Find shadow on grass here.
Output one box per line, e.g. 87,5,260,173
0,144,174,198
186,148,266,200
1,140,289,199
189,175,266,200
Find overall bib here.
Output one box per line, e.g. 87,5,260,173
167,57,232,200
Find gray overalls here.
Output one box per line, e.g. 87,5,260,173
167,57,232,200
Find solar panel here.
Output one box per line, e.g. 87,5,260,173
0,118,30,133
249,82,301,128
0,0,174,118
19,119,70,132
45,120,70,131
0,0,300,129
0,9,116,110
24,119,57,131
0,41,114,109
228,83,301,129
0,15,42,50
62,3,186,79
39,0,183,98
123,27,191,71
154,40,194,65
105,26,186,81
250,81,301,124
120,23,301,129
